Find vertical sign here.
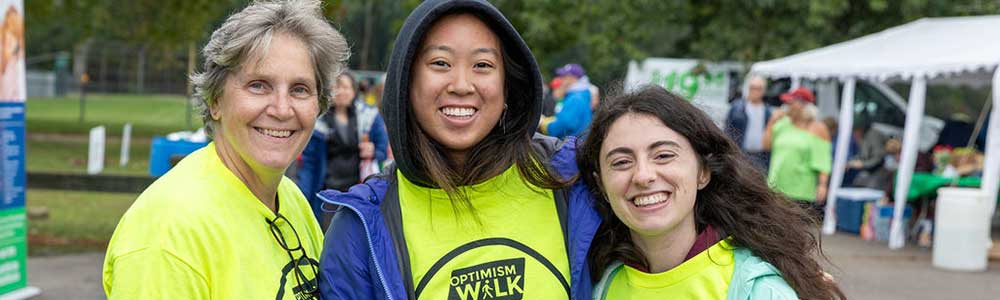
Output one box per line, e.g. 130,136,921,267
120,123,131,167
87,126,105,175
0,0,33,297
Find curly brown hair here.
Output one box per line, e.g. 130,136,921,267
578,85,845,300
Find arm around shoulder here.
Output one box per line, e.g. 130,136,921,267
319,209,376,300
763,113,786,151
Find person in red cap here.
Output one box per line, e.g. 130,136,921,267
763,87,832,217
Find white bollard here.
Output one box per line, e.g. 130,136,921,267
87,126,105,175
120,123,131,167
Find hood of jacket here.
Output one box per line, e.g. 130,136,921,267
380,0,544,186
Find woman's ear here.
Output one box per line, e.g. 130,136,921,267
697,166,711,190
209,101,221,121
592,172,610,201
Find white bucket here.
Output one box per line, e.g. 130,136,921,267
933,187,990,271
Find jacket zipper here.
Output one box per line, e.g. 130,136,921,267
317,193,395,300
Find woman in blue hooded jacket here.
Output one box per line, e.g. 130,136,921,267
317,1,601,299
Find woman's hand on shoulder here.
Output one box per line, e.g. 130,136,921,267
808,121,831,141
769,109,786,122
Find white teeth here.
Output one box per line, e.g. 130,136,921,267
257,128,292,138
441,107,476,117
633,193,668,207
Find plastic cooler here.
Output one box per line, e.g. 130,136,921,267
834,188,884,234
149,136,209,176
874,204,912,241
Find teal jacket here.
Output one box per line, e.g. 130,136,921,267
593,248,797,300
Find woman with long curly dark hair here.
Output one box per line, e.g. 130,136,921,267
578,85,844,299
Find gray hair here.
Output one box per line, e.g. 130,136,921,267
798,103,819,123
191,0,349,134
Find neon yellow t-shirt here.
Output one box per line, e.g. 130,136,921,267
399,167,571,300
103,143,324,300
605,240,735,300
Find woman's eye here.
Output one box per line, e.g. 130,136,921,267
474,62,494,69
247,81,269,94
291,85,312,98
654,153,675,161
611,159,632,169
430,60,450,68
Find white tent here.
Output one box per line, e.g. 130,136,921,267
750,15,1000,249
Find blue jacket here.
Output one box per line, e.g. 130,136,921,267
317,137,602,300
547,81,593,139
297,111,388,222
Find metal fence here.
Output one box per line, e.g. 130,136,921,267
28,41,193,96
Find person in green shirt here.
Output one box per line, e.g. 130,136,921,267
102,1,349,299
764,87,832,217
578,86,845,300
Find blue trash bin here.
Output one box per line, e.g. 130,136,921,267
149,136,208,176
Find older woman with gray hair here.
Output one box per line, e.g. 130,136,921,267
102,1,348,299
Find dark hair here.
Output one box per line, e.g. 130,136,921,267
334,72,359,109
579,85,845,300
405,11,567,215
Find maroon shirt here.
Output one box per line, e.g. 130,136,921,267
625,225,721,272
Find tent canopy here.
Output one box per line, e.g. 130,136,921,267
751,15,1000,82
749,15,1000,250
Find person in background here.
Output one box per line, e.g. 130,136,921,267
317,1,601,299
297,72,388,228
579,85,845,300
541,77,561,117
847,119,888,186
589,82,601,110
823,116,860,185
725,76,772,171
103,1,349,298
540,63,593,138
764,87,831,217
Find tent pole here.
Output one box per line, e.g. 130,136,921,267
823,78,856,235
967,96,991,148
981,69,1000,237
890,77,927,249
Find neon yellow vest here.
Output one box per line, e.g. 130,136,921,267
399,167,570,300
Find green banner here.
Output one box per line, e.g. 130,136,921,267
0,207,27,295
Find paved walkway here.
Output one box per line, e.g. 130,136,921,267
822,233,1000,300
20,233,1000,299
26,252,104,300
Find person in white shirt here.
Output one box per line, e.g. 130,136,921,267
724,76,773,171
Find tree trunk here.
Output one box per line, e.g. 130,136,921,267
360,0,374,70
136,45,146,93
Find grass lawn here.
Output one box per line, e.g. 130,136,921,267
26,136,152,176
25,93,198,175
26,189,137,255
26,93,202,136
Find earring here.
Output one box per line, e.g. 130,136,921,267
500,103,508,135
